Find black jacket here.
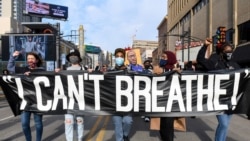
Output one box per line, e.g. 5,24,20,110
196,45,240,71
196,45,241,114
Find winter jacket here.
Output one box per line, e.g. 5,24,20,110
7,55,44,74
196,45,240,71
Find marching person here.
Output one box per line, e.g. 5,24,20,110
94,64,109,73
100,64,108,73
196,38,240,141
158,51,178,141
141,59,153,122
7,51,44,141
112,48,132,141
142,59,153,74
64,49,85,141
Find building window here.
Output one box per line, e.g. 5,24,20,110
238,20,250,44
193,0,209,15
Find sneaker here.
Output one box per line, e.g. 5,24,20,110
144,117,150,122
247,115,250,120
123,136,130,141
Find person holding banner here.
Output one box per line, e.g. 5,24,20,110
7,51,44,141
112,48,132,141
64,49,85,141
141,60,153,122
158,51,178,141
196,38,240,141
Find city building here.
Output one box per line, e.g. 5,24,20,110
154,15,168,65
0,0,42,71
0,0,41,34
101,50,113,68
132,40,158,65
0,0,77,71
84,44,103,69
165,0,250,64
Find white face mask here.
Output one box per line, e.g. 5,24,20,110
223,52,232,61
226,53,232,60
69,56,79,64
115,57,124,66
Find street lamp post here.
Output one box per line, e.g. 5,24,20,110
55,23,60,69
92,51,94,69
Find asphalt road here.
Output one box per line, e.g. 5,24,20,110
0,97,250,141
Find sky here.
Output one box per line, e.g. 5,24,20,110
42,0,167,53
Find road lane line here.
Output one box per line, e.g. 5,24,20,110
0,115,14,122
86,116,103,141
96,116,110,141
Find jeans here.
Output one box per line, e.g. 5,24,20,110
65,114,84,141
215,114,232,141
112,115,133,141
21,111,43,141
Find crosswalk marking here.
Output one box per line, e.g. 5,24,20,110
0,115,14,122
86,116,104,141
96,116,110,141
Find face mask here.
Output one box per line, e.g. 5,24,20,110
69,56,79,64
144,65,150,69
28,61,36,68
115,57,124,66
159,59,167,67
223,52,232,61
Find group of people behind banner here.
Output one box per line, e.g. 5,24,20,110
5,37,244,141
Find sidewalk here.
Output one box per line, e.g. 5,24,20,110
0,91,5,100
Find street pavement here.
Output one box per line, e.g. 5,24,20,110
0,95,250,141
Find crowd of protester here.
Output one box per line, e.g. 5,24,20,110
3,37,249,141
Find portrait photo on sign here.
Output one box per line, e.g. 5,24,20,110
124,48,142,66
1,35,56,61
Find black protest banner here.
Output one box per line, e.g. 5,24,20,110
0,69,250,117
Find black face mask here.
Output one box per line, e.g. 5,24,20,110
69,56,80,64
159,59,167,67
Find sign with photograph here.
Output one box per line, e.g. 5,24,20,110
25,0,68,20
1,34,55,61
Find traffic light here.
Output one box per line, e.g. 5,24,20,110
216,26,226,48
